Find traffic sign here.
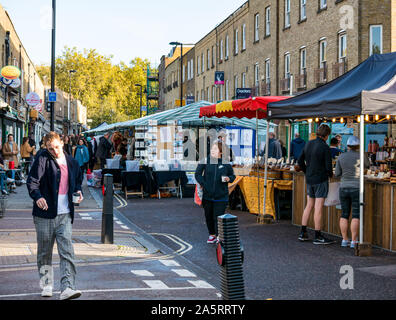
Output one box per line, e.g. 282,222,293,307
48,92,57,102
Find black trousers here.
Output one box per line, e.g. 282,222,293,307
202,199,228,236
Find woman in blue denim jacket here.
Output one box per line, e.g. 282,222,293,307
74,138,89,174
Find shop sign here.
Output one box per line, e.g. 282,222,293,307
1,65,21,80
10,78,21,89
26,92,41,107
215,71,225,85
236,88,252,100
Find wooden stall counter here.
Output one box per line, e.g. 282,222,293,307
291,171,396,252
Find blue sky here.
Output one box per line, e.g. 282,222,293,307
1,0,246,67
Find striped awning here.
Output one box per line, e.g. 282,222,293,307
199,96,290,119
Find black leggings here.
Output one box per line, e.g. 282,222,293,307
202,199,228,236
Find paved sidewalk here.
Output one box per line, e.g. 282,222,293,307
0,182,220,300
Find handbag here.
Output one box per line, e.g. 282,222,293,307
324,182,341,207
194,183,203,206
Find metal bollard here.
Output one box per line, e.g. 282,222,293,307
101,174,114,244
216,213,245,300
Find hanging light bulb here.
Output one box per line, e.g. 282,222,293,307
340,117,344,123
365,115,369,122
375,114,379,121
386,115,391,120
308,118,313,123
315,118,319,122
332,118,336,123
357,116,361,123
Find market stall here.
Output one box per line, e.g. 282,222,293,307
199,96,290,220
268,52,396,251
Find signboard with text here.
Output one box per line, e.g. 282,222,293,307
215,71,225,85
236,88,252,100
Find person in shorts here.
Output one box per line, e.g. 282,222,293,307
297,124,335,245
335,136,370,248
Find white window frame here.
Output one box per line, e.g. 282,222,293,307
242,72,246,88
220,84,223,101
300,0,306,20
225,80,229,100
197,56,200,75
191,59,194,78
254,14,259,42
320,0,327,9
369,25,383,55
242,24,246,50
284,53,290,78
285,0,290,28
207,87,210,101
212,86,216,103
226,35,229,59
207,49,210,70
235,29,239,54
220,39,224,61
265,7,271,36
319,39,327,68
265,59,271,84
339,33,347,61
234,75,239,97
300,47,306,74
254,63,260,87
202,53,205,73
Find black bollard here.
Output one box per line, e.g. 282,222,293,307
101,174,114,244
216,213,245,300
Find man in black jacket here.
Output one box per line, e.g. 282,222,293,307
297,124,335,245
96,133,112,169
27,132,83,300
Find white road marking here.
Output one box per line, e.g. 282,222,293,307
150,233,193,255
171,269,197,277
81,217,93,220
131,270,154,277
159,259,180,267
120,225,129,230
115,221,123,225
188,280,215,289
143,280,169,289
78,213,90,217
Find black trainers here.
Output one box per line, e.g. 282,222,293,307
298,231,309,242
313,235,335,245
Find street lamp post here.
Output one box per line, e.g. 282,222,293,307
50,0,56,132
135,84,143,118
68,70,77,134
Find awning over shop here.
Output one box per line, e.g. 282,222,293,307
268,52,396,119
199,96,289,119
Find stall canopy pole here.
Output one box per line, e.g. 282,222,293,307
287,121,292,162
359,115,365,244
256,111,260,216
258,121,270,224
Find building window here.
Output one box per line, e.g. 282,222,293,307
265,59,271,83
284,53,290,78
254,13,259,42
319,39,327,67
320,0,327,10
211,46,215,68
300,48,306,74
339,33,347,61
212,86,216,103
226,35,229,59
235,29,239,54
197,56,200,75
202,53,205,73
220,39,224,61
207,87,210,101
254,63,260,87
225,80,229,100
370,25,383,55
242,24,246,50
265,7,271,36
242,72,246,88
234,75,239,97
220,85,223,101
187,63,190,81
207,49,210,70
191,59,194,78
300,0,306,20
285,0,290,28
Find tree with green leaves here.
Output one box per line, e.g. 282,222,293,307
37,47,152,128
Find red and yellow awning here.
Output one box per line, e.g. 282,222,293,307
199,96,290,119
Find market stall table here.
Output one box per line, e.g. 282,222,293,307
121,171,149,199
101,168,123,188
152,171,188,199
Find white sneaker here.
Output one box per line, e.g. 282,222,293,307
60,287,82,300
41,286,53,298
6,178,15,183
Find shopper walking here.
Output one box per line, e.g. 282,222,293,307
335,136,370,248
21,137,36,175
195,140,236,244
27,132,83,300
297,124,335,245
74,138,89,174
96,133,112,169
2,133,19,168
290,133,306,161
